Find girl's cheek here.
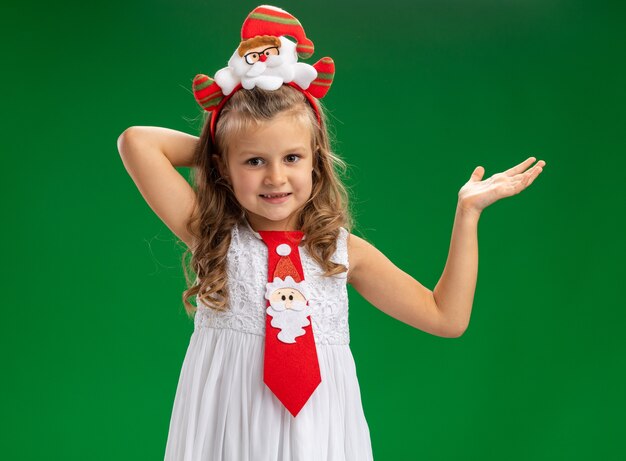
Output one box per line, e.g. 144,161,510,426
239,172,259,191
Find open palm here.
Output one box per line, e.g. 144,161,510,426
458,157,546,215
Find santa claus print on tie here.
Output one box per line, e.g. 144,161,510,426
265,274,312,343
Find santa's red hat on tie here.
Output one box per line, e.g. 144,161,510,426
273,243,302,282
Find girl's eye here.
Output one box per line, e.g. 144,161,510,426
246,158,264,166
285,154,300,163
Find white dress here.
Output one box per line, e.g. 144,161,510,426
164,221,373,460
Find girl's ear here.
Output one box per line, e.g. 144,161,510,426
212,154,229,181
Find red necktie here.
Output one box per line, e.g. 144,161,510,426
258,230,322,417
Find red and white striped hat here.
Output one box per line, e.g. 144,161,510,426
240,5,315,59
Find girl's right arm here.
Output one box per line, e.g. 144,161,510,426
117,126,199,248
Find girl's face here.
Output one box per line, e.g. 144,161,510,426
220,112,315,231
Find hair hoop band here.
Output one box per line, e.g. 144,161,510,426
209,82,322,143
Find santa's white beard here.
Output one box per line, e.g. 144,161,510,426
218,37,315,92
238,56,295,90
244,55,287,78
230,53,289,77
267,300,310,344
245,61,267,77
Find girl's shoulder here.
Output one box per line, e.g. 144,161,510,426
345,232,360,281
345,231,385,285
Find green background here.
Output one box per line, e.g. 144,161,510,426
3,0,625,459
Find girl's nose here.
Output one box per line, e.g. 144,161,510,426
265,164,286,185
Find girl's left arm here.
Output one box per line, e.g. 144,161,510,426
348,156,545,338
347,207,481,338
430,205,480,337
433,156,545,335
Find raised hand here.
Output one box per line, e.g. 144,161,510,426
457,156,546,216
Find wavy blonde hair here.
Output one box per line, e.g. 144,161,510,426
181,85,353,317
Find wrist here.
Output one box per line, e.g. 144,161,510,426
456,200,482,222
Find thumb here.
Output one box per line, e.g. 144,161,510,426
470,166,485,182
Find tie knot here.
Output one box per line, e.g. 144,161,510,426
258,231,305,283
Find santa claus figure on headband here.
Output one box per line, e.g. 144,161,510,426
193,5,335,111
216,35,318,95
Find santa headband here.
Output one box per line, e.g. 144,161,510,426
191,5,335,142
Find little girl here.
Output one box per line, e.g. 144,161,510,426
118,5,546,460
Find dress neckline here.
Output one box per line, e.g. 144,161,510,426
243,218,262,240
242,217,306,242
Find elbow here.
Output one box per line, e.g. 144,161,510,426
449,329,467,339
117,126,139,156
433,298,469,338
423,320,467,338
444,323,468,338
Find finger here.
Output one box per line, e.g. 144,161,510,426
470,166,485,182
527,166,544,186
511,163,544,183
504,156,538,176
512,171,534,194
518,165,543,189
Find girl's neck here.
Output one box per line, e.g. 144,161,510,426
243,213,302,233
243,216,305,239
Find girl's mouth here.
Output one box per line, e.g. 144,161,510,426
260,192,292,203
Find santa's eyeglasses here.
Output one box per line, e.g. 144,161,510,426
243,46,280,65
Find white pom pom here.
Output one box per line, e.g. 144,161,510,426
276,244,291,256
